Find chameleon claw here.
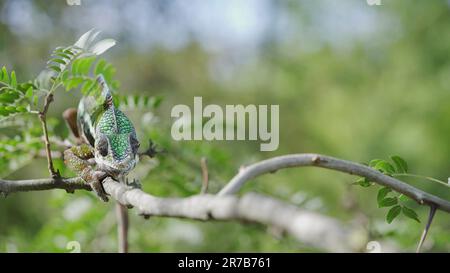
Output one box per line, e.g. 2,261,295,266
51,169,61,180
139,139,165,158
126,178,141,189
91,171,109,202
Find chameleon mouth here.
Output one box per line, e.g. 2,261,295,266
95,153,137,176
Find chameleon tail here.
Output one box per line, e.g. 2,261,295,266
76,74,113,146
96,74,113,108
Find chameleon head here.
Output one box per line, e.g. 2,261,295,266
94,107,140,177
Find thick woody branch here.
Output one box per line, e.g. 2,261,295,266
103,177,359,252
1,153,449,252
218,154,450,213
0,176,357,252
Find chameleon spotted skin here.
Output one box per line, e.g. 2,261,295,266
64,75,139,201
98,108,135,160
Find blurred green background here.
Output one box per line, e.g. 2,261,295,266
0,0,449,252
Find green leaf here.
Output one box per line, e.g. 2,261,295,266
402,206,420,223
0,89,20,104
374,160,396,175
390,155,408,173
143,96,150,107
94,59,107,75
74,29,99,49
1,66,9,83
79,56,96,75
64,77,84,91
81,79,95,95
32,94,39,106
90,38,116,55
377,187,392,203
49,65,61,73
386,205,401,224
61,70,69,82
378,197,398,208
71,58,82,75
50,58,67,65
15,106,27,112
10,71,17,88
63,48,76,56
355,177,371,187
0,106,11,116
54,46,65,53
111,80,120,90
5,105,16,112
54,52,71,59
399,194,411,202
25,87,33,98
369,159,383,167
134,95,140,106
17,82,36,93
152,96,163,108
94,59,116,89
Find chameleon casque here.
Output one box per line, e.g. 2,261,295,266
63,74,140,201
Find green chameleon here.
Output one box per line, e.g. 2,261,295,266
63,75,140,201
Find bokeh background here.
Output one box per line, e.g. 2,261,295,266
1,0,450,252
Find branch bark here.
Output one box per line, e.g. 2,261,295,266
218,154,450,213
1,153,449,252
0,176,360,252
0,177,90,195
104,177,361,252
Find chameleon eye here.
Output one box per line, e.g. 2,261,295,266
96,136,108,157
130,135,140,154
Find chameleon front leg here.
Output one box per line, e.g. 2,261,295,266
63,144,109,202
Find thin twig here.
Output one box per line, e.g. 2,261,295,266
416,205,437,253
200,157,209,194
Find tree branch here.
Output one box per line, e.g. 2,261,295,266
1,153,449,252
218,154,450,213
0,176,359,252
0,177,90,195
107,178,362,252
